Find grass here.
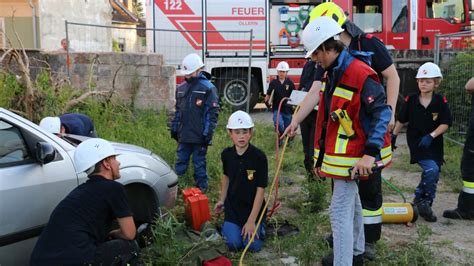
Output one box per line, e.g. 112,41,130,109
2,72,465,264
78,104,465,265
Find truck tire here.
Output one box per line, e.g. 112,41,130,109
217,70,260,111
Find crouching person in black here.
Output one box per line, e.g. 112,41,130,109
30,138,139,265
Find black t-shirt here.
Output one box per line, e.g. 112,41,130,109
30,175,132,265
299,60,320,91
221,144,268,226
349,34,393,83
398,92,452,164
266,78,295,113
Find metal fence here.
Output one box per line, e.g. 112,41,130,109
65,21,256,112
434,31,474,145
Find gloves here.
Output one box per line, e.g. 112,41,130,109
264,101,271,109
418,134,433,148
204,134,213,145
171,131,178,141
391,134,398,151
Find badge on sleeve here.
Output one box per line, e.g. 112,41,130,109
285,85,289,91
196,99,203,107
247,169,256,181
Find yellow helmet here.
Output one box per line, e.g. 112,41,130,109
308,2,347,26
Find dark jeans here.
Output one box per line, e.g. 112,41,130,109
416,159,440,204
175,143,209,190
94,239,139,265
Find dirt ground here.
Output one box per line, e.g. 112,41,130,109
250,111,474,265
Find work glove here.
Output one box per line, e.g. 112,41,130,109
391,134,398,151
264,101,271,109
418,134,433,148
204,134,213,146
171,131,178,142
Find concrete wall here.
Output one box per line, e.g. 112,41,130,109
47,52,176,110
0,50,176,110
38,0,112,51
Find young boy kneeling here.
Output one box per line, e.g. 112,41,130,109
214,111,268,252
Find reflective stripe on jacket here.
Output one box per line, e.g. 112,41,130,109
314,50,392,180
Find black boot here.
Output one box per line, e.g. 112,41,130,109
417,200,437,222
443,208,474,220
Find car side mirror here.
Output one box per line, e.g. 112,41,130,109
36,142,56,165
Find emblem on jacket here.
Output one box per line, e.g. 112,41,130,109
247,169,256,181
432,112,438,121
196,99,203,107
285,85,289,91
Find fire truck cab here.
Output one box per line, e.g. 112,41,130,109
335,0,473,49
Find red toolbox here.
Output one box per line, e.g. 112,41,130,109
182,188,211,231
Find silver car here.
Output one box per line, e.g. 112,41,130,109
0,107,178,265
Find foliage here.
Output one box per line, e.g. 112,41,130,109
1,71,465,264
112,39,121,53
132,1,145,19
376,225,441,265
439,52,474,142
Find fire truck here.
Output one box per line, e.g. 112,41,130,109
146,0,473,109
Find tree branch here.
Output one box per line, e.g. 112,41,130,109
63,90,111,113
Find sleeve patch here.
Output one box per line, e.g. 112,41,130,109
404,95,410,102
367,96,375,104
443,96,448,103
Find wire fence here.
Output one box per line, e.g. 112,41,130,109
434,31,474,145
65,21,257,112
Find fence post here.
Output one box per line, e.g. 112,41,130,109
434,33,440,65
65,20,70,79
246,29,253,113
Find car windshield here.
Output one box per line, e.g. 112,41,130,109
60,134,88,147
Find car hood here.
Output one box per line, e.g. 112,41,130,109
111,142,152,155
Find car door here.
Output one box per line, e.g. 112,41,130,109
0,116,78,266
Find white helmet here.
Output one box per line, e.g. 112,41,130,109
74,138,120,174
276,61,290,72
39,117,61,134
416,62,443,79
226,110,254,129
303,16,344,58
181,53,205,75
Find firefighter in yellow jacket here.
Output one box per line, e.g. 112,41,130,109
302,17,392,265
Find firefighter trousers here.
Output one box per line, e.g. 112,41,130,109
358,171,383,244
458,117,474,214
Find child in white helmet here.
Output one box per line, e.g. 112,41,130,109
392,62,452,222
214,111,268,252
265,61,295,145
303,16,392,265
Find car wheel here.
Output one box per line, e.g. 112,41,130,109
125,184,159,225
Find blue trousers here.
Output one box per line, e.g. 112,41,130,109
221,221,265,252
416,159,440,204
272,110,292,136
175,143,208,190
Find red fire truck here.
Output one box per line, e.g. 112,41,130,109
146,0,473,109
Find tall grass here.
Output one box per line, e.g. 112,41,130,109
1,70,461,264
